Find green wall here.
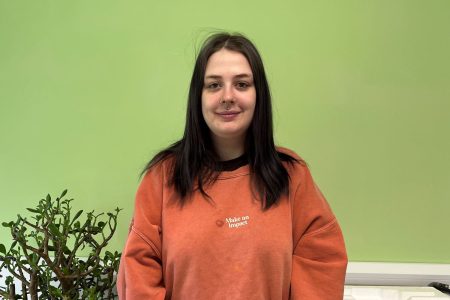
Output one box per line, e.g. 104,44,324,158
1,0,449,263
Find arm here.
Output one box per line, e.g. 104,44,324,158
290,165,347,300
117,164,167,300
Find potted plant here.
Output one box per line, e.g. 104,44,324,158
0,190,122,299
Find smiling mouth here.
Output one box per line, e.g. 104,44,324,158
217,111,240,115
216,111,240,120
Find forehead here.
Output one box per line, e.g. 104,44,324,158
204,49,253,77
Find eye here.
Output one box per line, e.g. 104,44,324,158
236,81,250,89
205,82,220,90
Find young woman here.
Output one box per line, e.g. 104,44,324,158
117,32,347,299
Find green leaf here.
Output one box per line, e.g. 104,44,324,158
72,210,83,223
46,194,51,202
90,226,101,234
26,208,40,213
60,189,68,198
73,221,80,229
30,253,39,266
88,287,97,300
48,224,61,237
105,250,113,259
1,222,12,228
63,246,71,255
0,243,6,254
48,286,63,297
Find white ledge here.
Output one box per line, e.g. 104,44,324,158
346,262,450,286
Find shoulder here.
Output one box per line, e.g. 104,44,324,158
276,146,314,189
141,142,181,181
140,154,175,192
276,146,303,161
276,146,308,172
133,155,177,216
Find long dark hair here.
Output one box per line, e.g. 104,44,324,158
143,31,302,210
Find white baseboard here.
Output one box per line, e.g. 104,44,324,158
346,262,450,286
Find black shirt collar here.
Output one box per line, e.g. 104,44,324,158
215,153,248,172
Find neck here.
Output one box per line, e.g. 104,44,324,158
212,135,245,161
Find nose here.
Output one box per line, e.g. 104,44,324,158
221,83,235,103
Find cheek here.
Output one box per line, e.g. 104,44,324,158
246,95,257,116
247,107,256,125
246,90,257,110
202,93,219,110
246,101,257,125
201,96,215,122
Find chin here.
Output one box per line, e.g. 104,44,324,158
213,130,247,140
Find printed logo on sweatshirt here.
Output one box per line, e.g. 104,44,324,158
225,215,250,229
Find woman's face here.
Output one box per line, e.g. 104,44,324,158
201,49,256,145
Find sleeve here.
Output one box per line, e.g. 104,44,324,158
290,164,348,300
117,163,166,300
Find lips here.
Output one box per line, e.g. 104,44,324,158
216,111,240,120
217,111,240,115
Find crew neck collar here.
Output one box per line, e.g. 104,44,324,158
215,153,248,172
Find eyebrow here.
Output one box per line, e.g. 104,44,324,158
205,73,253,80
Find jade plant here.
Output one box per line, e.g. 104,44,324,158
0,190,122,299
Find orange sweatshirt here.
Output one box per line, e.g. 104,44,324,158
117,149,347,299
